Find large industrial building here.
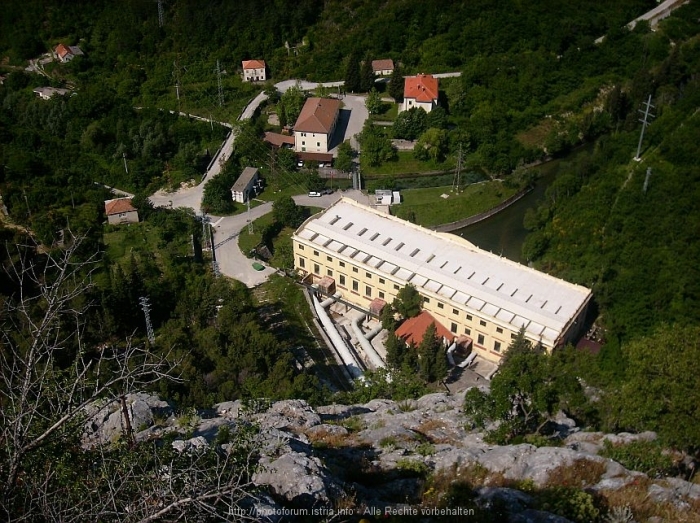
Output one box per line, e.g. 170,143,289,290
292,198,591,363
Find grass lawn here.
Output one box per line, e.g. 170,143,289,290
370,102,399,122
104,222,161,264
394,181,519,227
238,206,323,266
362,151,456,176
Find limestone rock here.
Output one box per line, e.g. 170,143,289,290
253,451,335,507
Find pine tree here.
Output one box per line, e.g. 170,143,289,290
360,53,375,92
344,50,361,93
385,331,405,370
388,64,404,102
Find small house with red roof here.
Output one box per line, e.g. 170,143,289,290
293,97,341,154
105,198,139,225
401,74,439,113
395,310,454,347
371,59,394,76
54,43,83,63
242,60,267,82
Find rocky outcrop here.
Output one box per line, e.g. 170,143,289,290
81,392,697,522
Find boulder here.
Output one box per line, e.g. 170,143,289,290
256,400,321,430
253,451,336,507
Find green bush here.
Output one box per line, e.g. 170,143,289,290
538,486,601,523
599,440,674,477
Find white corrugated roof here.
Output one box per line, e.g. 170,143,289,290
294,198,591,341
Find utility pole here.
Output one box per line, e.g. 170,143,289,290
172,63,179,110
247,199,253,234
643,167,652,193
452,144,463,192
139,296,155,345
216,60,224,108
122,152,129,174
634,94,655,161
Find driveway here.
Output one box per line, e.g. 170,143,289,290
330,94,368,153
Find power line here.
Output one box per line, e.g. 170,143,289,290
139,296,155,344
216,60,224,108
157,0,164,27
634,94,655,161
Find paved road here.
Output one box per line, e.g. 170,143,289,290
211,190,369,287
628,0,688,30
145,73,452,286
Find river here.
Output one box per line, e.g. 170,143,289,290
454,147,591,263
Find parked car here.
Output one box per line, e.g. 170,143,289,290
321,188,334,195
308,191,321,197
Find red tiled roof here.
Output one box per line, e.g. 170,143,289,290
395,311,453,347
294,97,341,134
242,59,266,70
264,132,295,147
403,74,439,103
55,43,72,59
104,198,136,216
297,152,333,163
371,59,394,72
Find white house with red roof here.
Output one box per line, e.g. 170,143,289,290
242,60,267,82
54,43,83,63
293,97,341,154
401,74,439,113
105,198,139,225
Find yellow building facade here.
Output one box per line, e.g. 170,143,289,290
293,198,592,363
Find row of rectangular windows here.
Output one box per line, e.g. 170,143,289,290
299,250,510,337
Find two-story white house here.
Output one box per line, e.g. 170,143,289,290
293,97,341,154
401,74,439,113
242,60,267,82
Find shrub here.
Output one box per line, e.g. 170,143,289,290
396,458,430,478
600,440,675,477
538,486,601,523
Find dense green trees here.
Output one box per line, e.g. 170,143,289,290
365,88,383,115
357,120,395,167
393,107,428,140
392,284,423,319
335,141,354,172
278,82,306,127
272,195,305,228
611,325,700,450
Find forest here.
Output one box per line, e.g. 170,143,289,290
1,0,700,520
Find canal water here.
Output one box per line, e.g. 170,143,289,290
454,147,590,263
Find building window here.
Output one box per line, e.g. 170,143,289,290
299,257,305,268
352,267,358,273
511,333,517,339
379,291,385,299
327,256,333,262
365,286,372,297
465,328,471,335
317,142,320,147
379,278,385,284
299,245,304,250
494,341,502,352
339,261,345,267
437,302,444,309
313,264,320,274
327,269,333,277
450,322,457,333
496,327,503,334
394,284,400,290
313,250,319,256
423,297,430,304
302,141,306,145
477,334,485,346
452,308,459,315
352,280,359,292
339,275,346,286
466,314,473,320
479,320,487,327
366,272,372,279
